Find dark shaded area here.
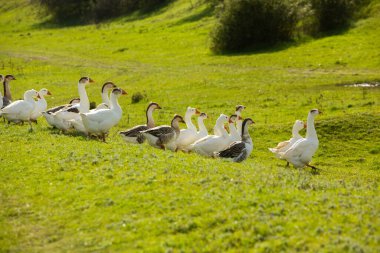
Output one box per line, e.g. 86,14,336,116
35,0,172,25
210,0,371,54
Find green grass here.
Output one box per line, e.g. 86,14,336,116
0,0,379,252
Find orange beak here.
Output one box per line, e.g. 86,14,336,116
37,94,41,99
224,125,228,130
195,109,201,115
238,116,243,120
47,91,52,95
304,123,307,128
89,78,95,83
157,105,162,109
121,89,128,95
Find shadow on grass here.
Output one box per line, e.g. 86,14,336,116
174,5,214,26
31,1,172,29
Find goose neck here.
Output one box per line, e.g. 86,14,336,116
146,106,156,128
306,114,317,139
185,112,195,130
101,89,110,107
171,120,181,136
197,117,207,135
78,82,89,113
229,123,239,138
3,80,12,100
109,93,121,112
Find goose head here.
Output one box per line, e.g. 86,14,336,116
4,75,16,82
148,102,162,110
69,98,80,104
243,118,255,127
235,105,246,116
186,107,201,116
171,114,185,127
101,81,117,93
24,89,40,100
199,112,208,120
111,88,128,97
79,77,94,85
229,114,238,124
309,109,322,116
216,114,229,124
293,120,306,131
38,88,52,97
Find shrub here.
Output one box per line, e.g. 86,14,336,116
210,0,298,53
131,92,145,104
36,0,170,23
311,0,366,32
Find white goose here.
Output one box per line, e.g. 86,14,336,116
119,102,161,144
214,118,255,162
42,98,80,128
53,77,94,131
141,114,185,150
71,81,117,134
81,88,127,142
30,88,52,123
227,114,242,144
2,74,16,108
235,105,246,137
0,89,39,131
190,114,230,157
175,107,201,151
268,120,306,166
280,109,321,171
180,112,209,152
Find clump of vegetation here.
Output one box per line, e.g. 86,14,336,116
37,0,170,23
131,92,145,104
210,0,298,53
311,0,369,32
210,0,370,53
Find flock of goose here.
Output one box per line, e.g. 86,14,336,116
0,75,321,169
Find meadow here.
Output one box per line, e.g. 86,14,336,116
0,0,379,252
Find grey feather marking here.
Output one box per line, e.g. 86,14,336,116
66,107,79,113
120,125,148,137
45,105,66,114
2,97,11,108
218,141,246,160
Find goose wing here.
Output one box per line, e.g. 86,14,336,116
217,141,246,158
280,138,307,159
143,126,175,144
120,125,148,137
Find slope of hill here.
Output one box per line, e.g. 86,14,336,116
0,0,379,252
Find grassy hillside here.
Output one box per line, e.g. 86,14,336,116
0,0,379,252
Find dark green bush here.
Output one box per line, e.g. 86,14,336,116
210,0,298,53
131,92,145,104
311,0,366,32
37,0,170,23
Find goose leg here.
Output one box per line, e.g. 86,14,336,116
285,162,290,168
28,120,33,132
306,164,320,175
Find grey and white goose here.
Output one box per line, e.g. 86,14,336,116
2,74,16,108
141,114,185,150
42,98,80,127
119,102,161,144
214,118,255,162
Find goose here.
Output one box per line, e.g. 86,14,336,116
279,109,322,172
141,114,185,150
0,89,39,131
81,88,127,142
214,118,255,162
42,98,80,128
53,77,94,131
268,120,306,166
2,74,16,108
119,102,161,144
235,105,246,137
175,107,202,151
227,114,242,144
180,112,209,152
190,114,230,157
30,88,52,123
71,81,117,134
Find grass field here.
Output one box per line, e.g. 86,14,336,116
0,0,379,252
